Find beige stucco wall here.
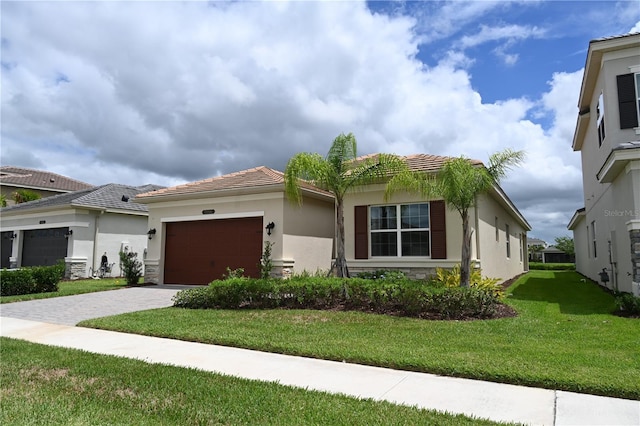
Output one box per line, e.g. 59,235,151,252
476,193,528,281
343,184,470,279
571,214,589,276
341,184,528,281
573,44,640,293
143,189,334,283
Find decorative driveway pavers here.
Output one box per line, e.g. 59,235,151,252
0,286,183,326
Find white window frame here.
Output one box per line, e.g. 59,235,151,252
369,203,431,258
505,223,511,259
597,92,605,146
591,220,597,258
635,73,640,128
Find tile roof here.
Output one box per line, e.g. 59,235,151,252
0,166,93,192
136,166,332,199
136,155,485,201
352,153,484,172
0,183,164,214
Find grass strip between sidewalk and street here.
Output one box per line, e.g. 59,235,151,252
80,271,640,400
0,337,507,426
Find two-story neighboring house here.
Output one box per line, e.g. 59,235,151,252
568,33,640,296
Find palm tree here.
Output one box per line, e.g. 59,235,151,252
284,133,407,277
385,149,525,287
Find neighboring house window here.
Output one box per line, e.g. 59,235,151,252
495,216,499,242
617,73,639,129
505,223,511,258
586,225,591,258
370,203,430,257
597,92,605,146
591,220,597,258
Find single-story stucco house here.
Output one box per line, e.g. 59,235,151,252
136,154,531,285
0,183,163,278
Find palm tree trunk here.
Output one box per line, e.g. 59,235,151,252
333,198,350,278
460,210,471,288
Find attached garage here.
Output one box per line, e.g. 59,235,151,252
22,227,69,267
164,217,263,285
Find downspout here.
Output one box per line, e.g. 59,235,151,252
92,210,105,274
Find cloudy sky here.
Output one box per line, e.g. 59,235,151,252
2,1,639,243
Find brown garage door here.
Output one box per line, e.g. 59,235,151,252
164,217,263,285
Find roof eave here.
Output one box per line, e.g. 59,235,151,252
488,184,532,231
567,208,586,230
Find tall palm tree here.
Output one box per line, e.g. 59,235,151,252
385,149,525,287
284,133,407,277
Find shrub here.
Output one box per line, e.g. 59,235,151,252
0,268,36,296
173,276,502,320
30,261,65,293
529,262,576,270
119,251,143,286
615,292,640,316
0,262,65,296
356,269,407,281
259,242,275,279
435,265,504,299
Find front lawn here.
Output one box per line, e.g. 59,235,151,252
0,338,503,426
0,278,126,303
80,271,640,399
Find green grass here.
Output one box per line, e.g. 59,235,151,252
81,271,640,400
0,338,505,426
0,278,126,303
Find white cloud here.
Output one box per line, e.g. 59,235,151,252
1,0,585,242
457,24,547,49
629,21,640,33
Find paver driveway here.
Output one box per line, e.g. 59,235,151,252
0,286,183,326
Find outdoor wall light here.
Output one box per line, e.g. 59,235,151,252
147,228,157,239
5,233,17,240
64,230,73,238
265,222,275,236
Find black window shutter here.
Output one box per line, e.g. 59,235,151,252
354,205,368,259
617,74,639,129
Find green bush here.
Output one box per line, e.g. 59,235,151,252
119,251,143,286
434,265,504,299
0,261,65,296
615,292,640,316
355,269,407,281
529,262,575,270
173,276,502,320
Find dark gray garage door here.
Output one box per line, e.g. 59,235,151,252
164,217,263,285
22,227,69,267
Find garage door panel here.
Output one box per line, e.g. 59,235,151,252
164,217,262,285
22,228,69,267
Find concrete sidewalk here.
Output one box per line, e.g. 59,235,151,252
1,316,638,426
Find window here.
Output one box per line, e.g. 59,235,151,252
495,216,499,242
505,224,511,258
370,203,430,257
591,221,597,258
597,92,605,146
519,234,523,262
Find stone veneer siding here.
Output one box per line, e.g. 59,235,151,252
65,259,87,280
631,229,640,285
348,266,438,280
144,261,160,284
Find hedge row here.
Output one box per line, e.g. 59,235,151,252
173,276,502,320
529,262,576,270
0,262,65,296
